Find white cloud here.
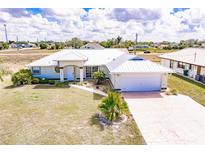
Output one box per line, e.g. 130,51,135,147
1,8,205,42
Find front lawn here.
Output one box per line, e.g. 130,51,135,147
0,78,144,144
168,74,205,106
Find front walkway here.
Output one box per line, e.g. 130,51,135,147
70,84,107,96
123,92,205,144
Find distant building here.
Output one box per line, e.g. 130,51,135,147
80,42,104,49
128,45,149,51
201,43,205,48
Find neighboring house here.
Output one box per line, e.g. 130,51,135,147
201,42,205,48
80,42,104,49
27,49,173,92
128,45,149,51
159,48,205,83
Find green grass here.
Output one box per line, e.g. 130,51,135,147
168,74,205,106
0,79,144,145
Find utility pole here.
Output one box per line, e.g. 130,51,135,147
16,35,19,51
4,24,8,43
194,52,197,62
135,33,138,44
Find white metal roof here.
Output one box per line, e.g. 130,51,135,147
54,50,87,61
77,49,126,66
27,49,126,67
159,48,205,66
110,60,174,74
26,50,69,67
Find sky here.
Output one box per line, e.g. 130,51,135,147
0,8,205,42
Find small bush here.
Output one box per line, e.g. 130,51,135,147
54,81,69,87
170,89,178,95
48,80,55,85
39,78,49,84
165,89,178,95
31,78,40,84
11,69,32,86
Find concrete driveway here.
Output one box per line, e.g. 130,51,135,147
123,92,205,144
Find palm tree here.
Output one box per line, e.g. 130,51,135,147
98,91,128,121
92,71,106,84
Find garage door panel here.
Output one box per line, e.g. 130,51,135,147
117,73,162,92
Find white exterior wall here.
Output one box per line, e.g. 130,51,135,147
201,67,205,75
160,59,170,68
32,66,60,79
160,58,202,79
161,73,168,89
59,61,84,67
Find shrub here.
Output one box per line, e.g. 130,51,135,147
54,81,69,87
170,89,178,95
11,69,32,86
40,43,48,49
165,89,178,95
48,80,55,84
39,78,49,84
98,91,128,121
92,71,106,85
31,78,40,84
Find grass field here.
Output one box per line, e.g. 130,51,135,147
0,78,145,144
168,74,205,106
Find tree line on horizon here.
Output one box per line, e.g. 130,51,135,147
0,36,203,50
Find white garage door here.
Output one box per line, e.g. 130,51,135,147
116,73,162,92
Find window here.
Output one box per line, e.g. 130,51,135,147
92,66,98,73
86,67,92,78
86,66,99,78
177,62,185,69
32,67,41,75
54,66,60,73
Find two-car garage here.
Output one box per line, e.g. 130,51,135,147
109,60,173,92
113,73,162,92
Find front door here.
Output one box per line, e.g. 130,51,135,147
67,66,74,80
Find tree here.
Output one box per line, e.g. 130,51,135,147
116,36,122,45
98,91,128,121
11,69,32,86
92,71,106,84
40,43,48,49
2,42,9,49
65,38,84,48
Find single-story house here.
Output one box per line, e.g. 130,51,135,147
27,49,173,92
159,48,205,83
80,42,104,49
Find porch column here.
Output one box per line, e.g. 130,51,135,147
60,67,64,82
80,67,84,83
161,73,168,89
